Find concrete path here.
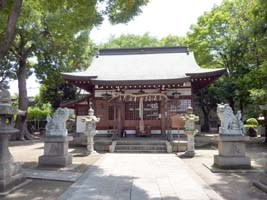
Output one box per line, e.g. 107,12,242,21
59,153,223,200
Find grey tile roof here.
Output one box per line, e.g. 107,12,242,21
62,47,225,83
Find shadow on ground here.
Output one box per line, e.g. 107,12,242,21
59,165,181,200
181,141,267,200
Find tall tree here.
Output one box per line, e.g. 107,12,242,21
187,0,265,130
0,0,23,58
1,0,149,140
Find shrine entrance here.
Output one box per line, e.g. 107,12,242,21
109,93,169,137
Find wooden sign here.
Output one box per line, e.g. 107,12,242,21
171,114,185,128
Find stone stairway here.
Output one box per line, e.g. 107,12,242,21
114,140,168,153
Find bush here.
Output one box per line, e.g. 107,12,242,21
244,118,259,128
28,103,52,121
244,118,258,137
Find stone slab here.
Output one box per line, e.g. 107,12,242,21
58,153,222,200
253,181,267,193
22,169,81,182
0,172,25,193
203,163,264,173
214,155,251,169
216,135,249,142
0,179,31,196
39,154,72,167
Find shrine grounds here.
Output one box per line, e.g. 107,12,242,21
1,136,267,200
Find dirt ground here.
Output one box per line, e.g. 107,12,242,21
1,138,267,200
0,142,103,200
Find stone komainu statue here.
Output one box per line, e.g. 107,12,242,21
217,104,243,135
46,108,69,136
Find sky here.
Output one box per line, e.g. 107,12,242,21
9,0,223,96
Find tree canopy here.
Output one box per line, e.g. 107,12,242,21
0,0,149,139
187,0,267,130
99,33,187,48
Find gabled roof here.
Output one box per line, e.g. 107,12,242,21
62,46,225,84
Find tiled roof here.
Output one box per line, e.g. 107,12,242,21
62,46,225,83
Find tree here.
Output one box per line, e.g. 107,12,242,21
100,34,188,48
159,35,188,46
1,0,149,140
100,33,159,48
0,0,23,58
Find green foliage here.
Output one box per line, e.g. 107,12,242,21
187,0,267,114
27,103,52,121
100,33,159,48
159,35,188,46
100,34,189,49
0,0,148,112
244,118,259,127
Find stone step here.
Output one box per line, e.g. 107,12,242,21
115,149,167,153
115,145,166,151
116,141,166,145
115,143,167,153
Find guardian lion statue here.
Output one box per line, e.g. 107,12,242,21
46,108,69,136
217,104,243,135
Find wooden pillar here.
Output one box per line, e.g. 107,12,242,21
161,99,166,136
114,101,122,136
117,104,122,135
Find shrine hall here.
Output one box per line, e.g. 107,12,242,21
61,46,225,137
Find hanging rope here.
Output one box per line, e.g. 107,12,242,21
108,93,169,102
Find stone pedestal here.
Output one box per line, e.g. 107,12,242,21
184,132,196,157
39,136,73,167
0,133,25,194
214,135,251,169
85,133,97,154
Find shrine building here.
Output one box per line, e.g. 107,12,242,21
61,46,225,136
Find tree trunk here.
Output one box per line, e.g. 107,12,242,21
201,105,210,132
229,96,235,112
0,0,23,59
15,59,30,140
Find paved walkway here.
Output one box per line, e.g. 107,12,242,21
58,154,223,200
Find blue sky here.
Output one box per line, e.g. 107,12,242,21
9,0,223,96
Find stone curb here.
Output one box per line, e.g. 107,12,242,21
203,163,265,173
22,169,82,182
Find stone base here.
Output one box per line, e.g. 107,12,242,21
184,150,195,157
85,150,98,155
0,162,25,194
213,135,251,169
214,155,251,169
253,174,267,193
39,154,72,167
38,136,73,167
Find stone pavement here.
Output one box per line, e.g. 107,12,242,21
58,153,224,200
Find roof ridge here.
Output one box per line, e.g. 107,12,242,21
98,46,189,56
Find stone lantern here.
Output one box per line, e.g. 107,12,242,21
82,102,100,155
181,106,199,157
0,89,25,194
